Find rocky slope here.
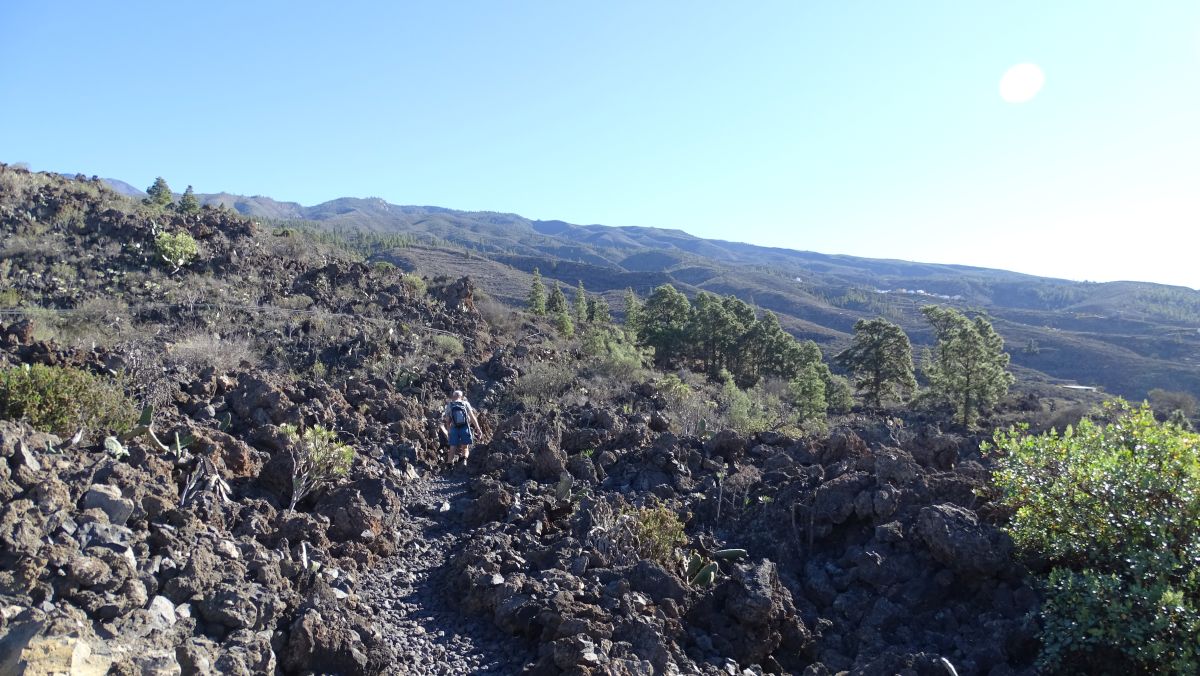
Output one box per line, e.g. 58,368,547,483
0,167,1039,674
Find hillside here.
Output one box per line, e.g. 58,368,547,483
123,184,1200,401
0,164,1084,675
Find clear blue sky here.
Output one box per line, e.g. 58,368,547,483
3,1,1198,287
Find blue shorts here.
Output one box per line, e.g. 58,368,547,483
448,425,473,446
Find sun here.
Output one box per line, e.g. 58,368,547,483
999,63,1045,104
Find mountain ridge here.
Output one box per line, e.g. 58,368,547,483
96,178,1200,399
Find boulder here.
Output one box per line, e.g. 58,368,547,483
704,430,746,462
81,485,134,526
917,503,1013,577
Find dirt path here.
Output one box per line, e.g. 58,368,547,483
359,464,535,674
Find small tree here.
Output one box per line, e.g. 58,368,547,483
554,308,575,337
528,268,547,315
145,176,173,206
574,280,589,326
587,296,612,324
281,424,353,510
623,288,641,341
821,370,855,414
177,185,200,214
547,283,569,316
788,362,827,427
835,318,917,407
922,305,1013,427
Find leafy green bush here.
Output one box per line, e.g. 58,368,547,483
822,372,855,414
281,423,353,510
400,273,426,295
581,327,645,380
988,402,1200,674
0,364,135,438
154,230,199,270
429,334,465,360
626,505,687,567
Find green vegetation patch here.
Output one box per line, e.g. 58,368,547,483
625,504,687,567
0,364,135,438
281,423,354,510
154,230,199,270
988,402,1200,674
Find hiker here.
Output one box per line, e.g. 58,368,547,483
442,390,482,465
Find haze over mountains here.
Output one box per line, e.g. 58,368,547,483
104,179,1200,400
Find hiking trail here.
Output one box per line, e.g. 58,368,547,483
359,460,536,674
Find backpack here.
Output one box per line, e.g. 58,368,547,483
448,401,470,428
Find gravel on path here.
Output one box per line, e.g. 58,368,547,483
360,467,536,675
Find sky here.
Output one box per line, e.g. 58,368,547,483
2,1,1198,288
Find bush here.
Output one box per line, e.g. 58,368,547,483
400,273,426,296
281,423,353,510
429,334,465,360
154,230,199,270
170,332,259,373
513,361,576,410
1148,388,1198,421
276,294,315,310
823,372,855,414
658,372,715,437
582,327,646,381
476,291,521,334
988,402,1200,674
0,364,135,439
626,505,687,567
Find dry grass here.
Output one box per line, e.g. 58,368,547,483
169,331,259,373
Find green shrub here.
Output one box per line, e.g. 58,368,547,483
0,364,135,438
626,505,687,567
429,334,465,360
400,273,426,295
582,327,645,380
822,372,855,414
988,402,1200,674
372,260,397,272
281,423,353,510
154,230,199,270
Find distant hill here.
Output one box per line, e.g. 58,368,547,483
97,183,1200,399
99,178,145,197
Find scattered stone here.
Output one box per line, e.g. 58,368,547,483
81,485,134,526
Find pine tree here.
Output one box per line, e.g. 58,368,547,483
528,268,547,315
623,288,641,340
835,318,917,408
178,185,200,214
587,296,611,324
921,305,1014,427
554,308,575,337
145,177,173,207
574,280,589,326
788,362,828,426
637,284,692,368
547,283,568,315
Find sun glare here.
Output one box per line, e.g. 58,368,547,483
998,63,1045,103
